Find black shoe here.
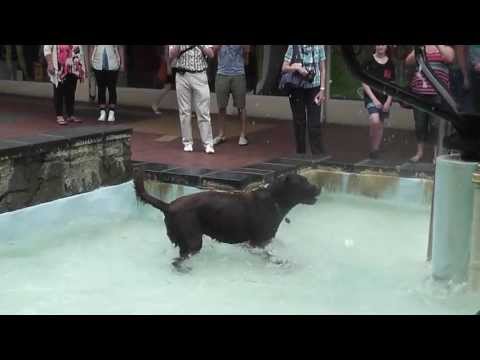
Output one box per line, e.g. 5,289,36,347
368,150,380,159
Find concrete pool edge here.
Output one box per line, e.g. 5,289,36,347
136,155,434,191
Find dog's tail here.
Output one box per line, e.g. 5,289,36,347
133,167,169,214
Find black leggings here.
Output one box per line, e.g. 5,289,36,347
94,70,119,107
53,74,78,117
288,87,325,154
413,94,442,143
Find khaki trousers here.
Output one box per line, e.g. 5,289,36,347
175,71,213,147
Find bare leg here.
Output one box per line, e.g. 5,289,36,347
239,108,248,137
218,108,226,137
152,83,172,114
369,113,383,152
411,143,424,162
213,108,227,144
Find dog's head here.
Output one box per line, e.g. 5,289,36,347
270,173,321,207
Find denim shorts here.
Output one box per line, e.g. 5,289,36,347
366,102,390,121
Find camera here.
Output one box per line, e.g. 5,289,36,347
304,68,316,83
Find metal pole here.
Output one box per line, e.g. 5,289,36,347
427,180,435,262
469,165,480,291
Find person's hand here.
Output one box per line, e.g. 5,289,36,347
474,63,480,73
290,62,303,71
373,99,383,109
47,62,55,75
383,103,391,113
314,90,326,104
291,63,308,76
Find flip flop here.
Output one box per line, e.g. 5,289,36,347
213,136,226,145
69,117,83,123
56,117,68,125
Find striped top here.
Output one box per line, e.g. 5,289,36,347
410,49,450,95
170,45,211,72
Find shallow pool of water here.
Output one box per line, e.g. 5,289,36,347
0,181,478,314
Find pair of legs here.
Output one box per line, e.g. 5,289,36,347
411,95,443,163
366,102,389,159
94,70,118,122
214,74,248,146
53,74,79,125
175,71,214,153
288,87,325,154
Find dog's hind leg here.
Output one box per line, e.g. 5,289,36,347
171,232,203,273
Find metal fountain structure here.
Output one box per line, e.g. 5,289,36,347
341,45,480,292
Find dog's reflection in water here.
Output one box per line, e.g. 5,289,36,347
134,169,321,272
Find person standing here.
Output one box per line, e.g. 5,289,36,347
468,45,480,113
406,45,455,163
169,45,215,153
281,45,327,154
90,45,124,122
212,45,250,146
44,45,86,125
362,45,396,159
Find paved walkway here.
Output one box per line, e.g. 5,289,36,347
0,94,434,169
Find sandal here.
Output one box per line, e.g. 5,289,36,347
56,117,68,125
69,116,83,123
213,135,226,146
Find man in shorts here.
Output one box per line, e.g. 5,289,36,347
212,45,250,146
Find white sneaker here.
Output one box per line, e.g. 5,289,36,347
98,109,106,122
205,144,215,154
238,135,249,146
184,144,193,152
152,104,162,115
107,110,115,122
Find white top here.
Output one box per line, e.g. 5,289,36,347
91,45,121,71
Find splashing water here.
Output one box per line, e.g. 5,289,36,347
0,182,478,315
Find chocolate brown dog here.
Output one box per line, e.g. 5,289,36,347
134,168,321,269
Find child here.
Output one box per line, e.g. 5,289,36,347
362,45,396,159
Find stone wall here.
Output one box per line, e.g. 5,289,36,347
0,126,132,213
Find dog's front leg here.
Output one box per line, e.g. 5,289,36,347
171,256,192,273
245,240,288,266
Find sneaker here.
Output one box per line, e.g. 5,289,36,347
205,144,215,154
152,104,162,115
184,144,193,152
213,135,226,145
107,110,115,122
98,109,106,122
238,135,249,146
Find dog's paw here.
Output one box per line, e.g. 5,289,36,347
171,258,192,274
268,256,290,267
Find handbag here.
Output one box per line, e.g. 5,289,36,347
278,45,305,93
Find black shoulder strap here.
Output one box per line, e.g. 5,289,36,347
291,45,300,63
177,45,197,59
